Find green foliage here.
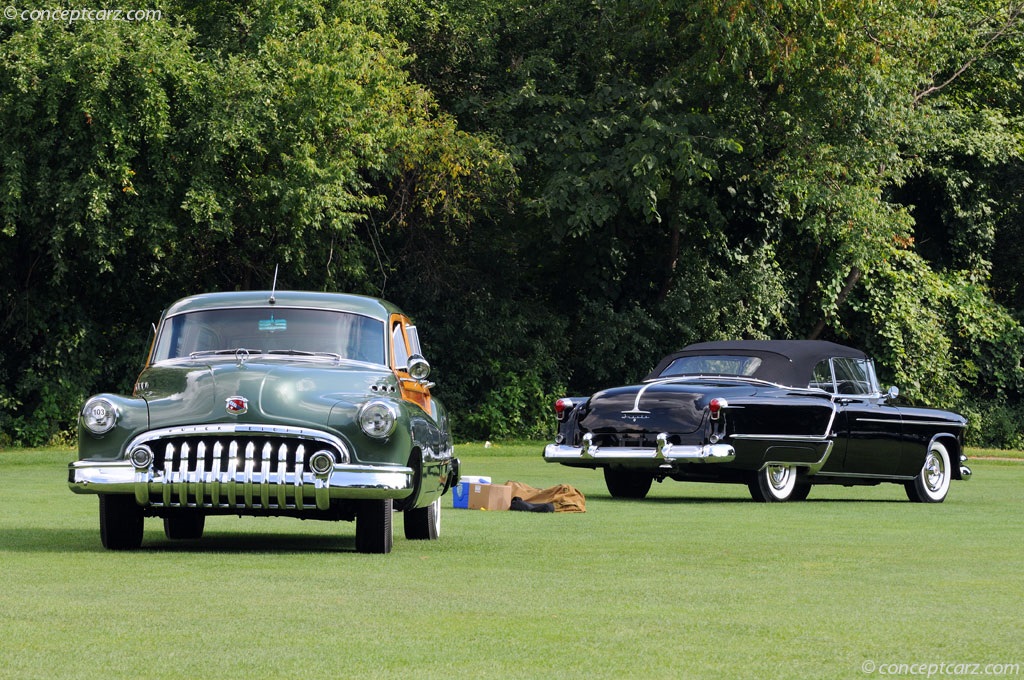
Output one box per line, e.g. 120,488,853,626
4,0,1024,445
0,0,511,444
459,366,562,441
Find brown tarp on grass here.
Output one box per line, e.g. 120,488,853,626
504,481,586,513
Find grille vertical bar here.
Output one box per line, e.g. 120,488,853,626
197,441,208,505
211,441,223,506
294,444,306,510
276,443,289,509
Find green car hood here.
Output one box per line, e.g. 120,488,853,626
138,359,397,431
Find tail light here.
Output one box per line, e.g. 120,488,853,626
554,398,574,420
709,397,728,420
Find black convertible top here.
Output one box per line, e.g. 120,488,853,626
646,340,868,387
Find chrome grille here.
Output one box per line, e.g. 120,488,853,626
129,426,348,511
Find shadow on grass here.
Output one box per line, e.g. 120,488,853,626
603,496,908,505
148,532,358,553
1,527,358,553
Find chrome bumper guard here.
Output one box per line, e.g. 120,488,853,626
69,460,414,510
960,454,972,481
544,433,735,464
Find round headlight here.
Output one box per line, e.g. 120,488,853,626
359,400,398,438
82,397,118,435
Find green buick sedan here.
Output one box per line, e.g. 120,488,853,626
69,290,459,553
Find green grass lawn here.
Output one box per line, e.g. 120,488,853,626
1,443,1021,679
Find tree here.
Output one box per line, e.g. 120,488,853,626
388,0,1024,429
0,0,510,444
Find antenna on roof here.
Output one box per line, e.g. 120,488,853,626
269,264,279,304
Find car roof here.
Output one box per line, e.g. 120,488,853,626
161,291,403,322
646,340,868,386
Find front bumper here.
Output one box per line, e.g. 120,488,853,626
70,423,417,511
69,460,414,511
544,434,736,465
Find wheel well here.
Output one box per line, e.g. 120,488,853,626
395,446,423,512
932,435,963,480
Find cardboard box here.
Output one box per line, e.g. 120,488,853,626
468,482,512,511
452,476,490,509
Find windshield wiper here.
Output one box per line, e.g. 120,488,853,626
266,349,343,360
189,348,261,359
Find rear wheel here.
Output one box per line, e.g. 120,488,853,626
355,499,393,554
603,467,653,499
905,442,951,503
749,464,798,502
404,498,441,540
99,494,144,550
790,480,812,501
163,511,206,540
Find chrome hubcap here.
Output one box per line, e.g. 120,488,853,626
768,465,792,490
924,452,946,492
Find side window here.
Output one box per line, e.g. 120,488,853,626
810,360,835,392
832,357,875,395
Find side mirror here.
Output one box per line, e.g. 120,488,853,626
885,386,900,402
407,354,431,381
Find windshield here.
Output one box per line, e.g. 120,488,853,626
658,354,763,378
152,307,387,365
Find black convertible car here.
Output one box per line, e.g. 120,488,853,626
544,340,970,502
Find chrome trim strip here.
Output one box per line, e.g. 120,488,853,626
819,471,915,481
730,434,833,442
544,442,736,463
857,417,967,428
763,440,835,474
124,423,351,460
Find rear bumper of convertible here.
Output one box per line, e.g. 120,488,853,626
69,460,414,511
544,436,736,465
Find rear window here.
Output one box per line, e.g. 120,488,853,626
659,355,763,378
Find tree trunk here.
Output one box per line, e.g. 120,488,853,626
808,267,862,340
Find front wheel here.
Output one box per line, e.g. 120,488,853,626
355,499,393,554
905,442,951,503
99,494,144,550
603,467,653,499
404,498,441,540
749,464,798,502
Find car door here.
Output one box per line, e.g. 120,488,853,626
819,357,903,477
390,315,433,415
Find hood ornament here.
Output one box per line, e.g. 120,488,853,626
225,396,249,415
